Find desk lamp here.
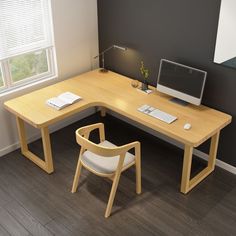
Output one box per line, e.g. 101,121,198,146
94,45,127,73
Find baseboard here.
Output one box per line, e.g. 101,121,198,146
0,108,96,158
109,111,236,175
193,149,236,175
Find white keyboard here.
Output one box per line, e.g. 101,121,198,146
138,104,177,124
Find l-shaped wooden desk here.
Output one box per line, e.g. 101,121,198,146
4,69,232,194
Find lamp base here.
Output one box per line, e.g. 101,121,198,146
99,68,109,73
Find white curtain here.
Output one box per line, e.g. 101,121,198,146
0,0,54,60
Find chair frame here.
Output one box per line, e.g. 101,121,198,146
71,123,141,218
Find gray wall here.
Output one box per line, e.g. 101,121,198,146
97,0,236,167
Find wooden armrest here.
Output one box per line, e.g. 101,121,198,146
119,141,141,156
76,123,105,142
76,123,139,158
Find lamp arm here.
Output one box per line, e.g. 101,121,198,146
94,45,114,59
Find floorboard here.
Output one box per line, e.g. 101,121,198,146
0,113,235,236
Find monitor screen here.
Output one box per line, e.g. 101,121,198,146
157,59,207,105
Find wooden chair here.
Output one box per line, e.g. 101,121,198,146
71,123,141,218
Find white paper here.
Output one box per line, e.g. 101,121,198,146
46,92,82,110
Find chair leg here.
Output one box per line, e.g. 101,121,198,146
72,159,83,193
105,172,122,218
135,155,142,194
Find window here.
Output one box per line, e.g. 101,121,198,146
10,49,48,83
0,0,57,94
0,67,3,88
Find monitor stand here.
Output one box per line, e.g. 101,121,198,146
170,97,189,106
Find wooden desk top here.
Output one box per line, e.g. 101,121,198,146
4,69,232,147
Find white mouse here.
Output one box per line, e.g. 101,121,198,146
184,123,191,130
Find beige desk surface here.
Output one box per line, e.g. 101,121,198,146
4,69,232,147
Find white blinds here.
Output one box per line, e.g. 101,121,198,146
0,0,54,60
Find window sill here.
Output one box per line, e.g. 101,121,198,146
0,75,58,100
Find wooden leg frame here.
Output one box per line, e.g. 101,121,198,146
72,144,141,218
180,132,220,194
16,117,54,174
15,114,219,194
100,107,106,117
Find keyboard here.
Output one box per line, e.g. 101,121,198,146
138,104,177,124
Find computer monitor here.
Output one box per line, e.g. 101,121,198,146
156,59,207,106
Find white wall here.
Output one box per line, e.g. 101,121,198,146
214,0,236,63
52,0,99,78
0,0,99,157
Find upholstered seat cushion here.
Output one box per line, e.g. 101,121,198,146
81,140,135,174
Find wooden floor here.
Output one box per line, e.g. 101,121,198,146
0,113,235,236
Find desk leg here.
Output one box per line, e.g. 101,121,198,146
100,107,106,117
16,117,54,174
180,132,220,194
41,127,54,173
16,117,28,153
208,132,220,170
181,145,193,194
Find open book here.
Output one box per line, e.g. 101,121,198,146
46,92,82,110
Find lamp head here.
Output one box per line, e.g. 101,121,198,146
94,44,127,73
113,45,127,51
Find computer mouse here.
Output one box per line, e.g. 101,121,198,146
184,123,191,130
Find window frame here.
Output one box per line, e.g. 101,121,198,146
0,46,57,95
0,65,5,89
0,0,57,95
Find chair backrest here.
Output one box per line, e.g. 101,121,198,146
75,125,129,158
